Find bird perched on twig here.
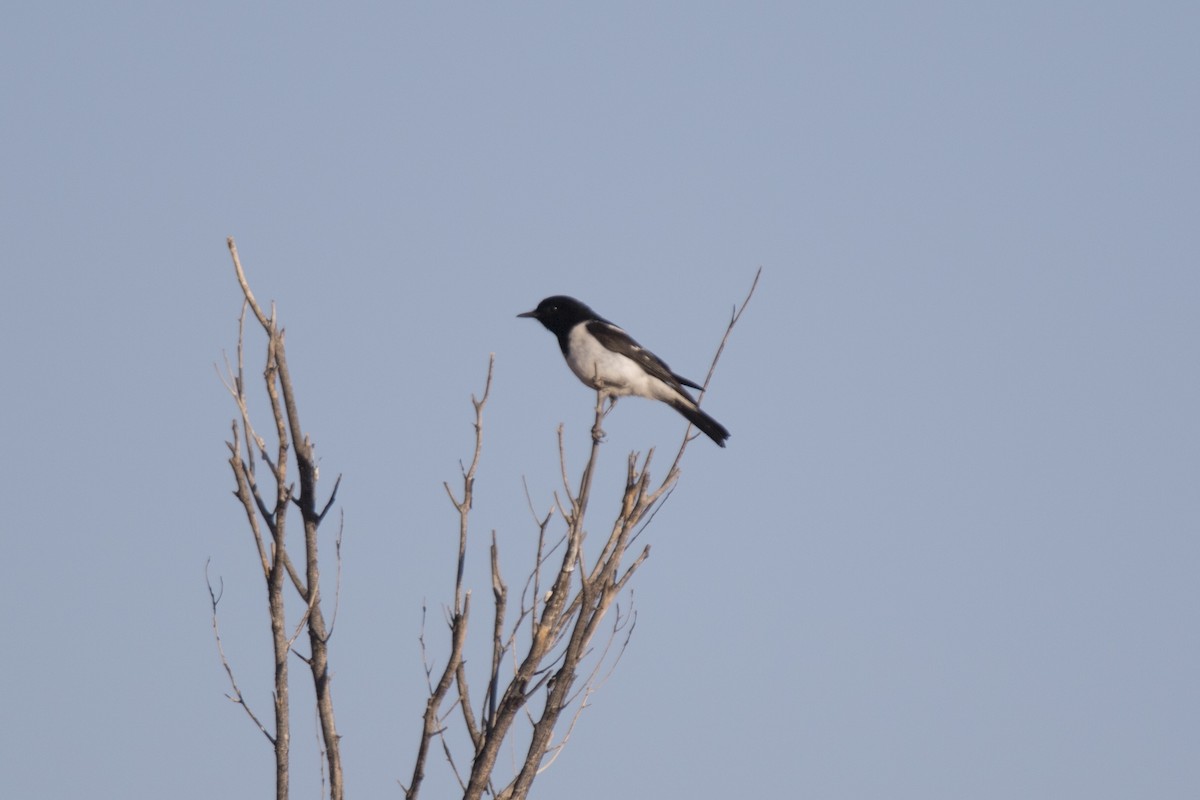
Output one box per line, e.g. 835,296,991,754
518,295,730,447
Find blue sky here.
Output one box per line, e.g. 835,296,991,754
1,4,1197,798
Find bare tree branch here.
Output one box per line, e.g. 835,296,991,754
405,356,494,800
670,266,761,472
214,237,344,800
206,561,274,745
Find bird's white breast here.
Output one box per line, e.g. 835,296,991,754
565,323,672,401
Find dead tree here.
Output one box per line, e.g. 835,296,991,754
404,271,759,800
208,233,758,800
210,237,345,800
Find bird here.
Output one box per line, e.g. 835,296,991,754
518,295,730,447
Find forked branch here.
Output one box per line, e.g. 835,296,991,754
410,269,759,800
213,237,344,800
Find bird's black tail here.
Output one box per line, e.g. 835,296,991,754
671,397,730,447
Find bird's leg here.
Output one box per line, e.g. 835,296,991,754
591,390,611,443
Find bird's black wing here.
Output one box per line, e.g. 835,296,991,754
585,320,703,394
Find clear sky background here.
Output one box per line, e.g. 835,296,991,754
2,4,1197,798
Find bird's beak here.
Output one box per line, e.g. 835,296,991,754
517,310,537,319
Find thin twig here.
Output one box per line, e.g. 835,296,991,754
668,267,762,477
206,561,274,745
228,237,271,330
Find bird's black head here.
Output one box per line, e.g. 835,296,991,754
517,295,599,336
